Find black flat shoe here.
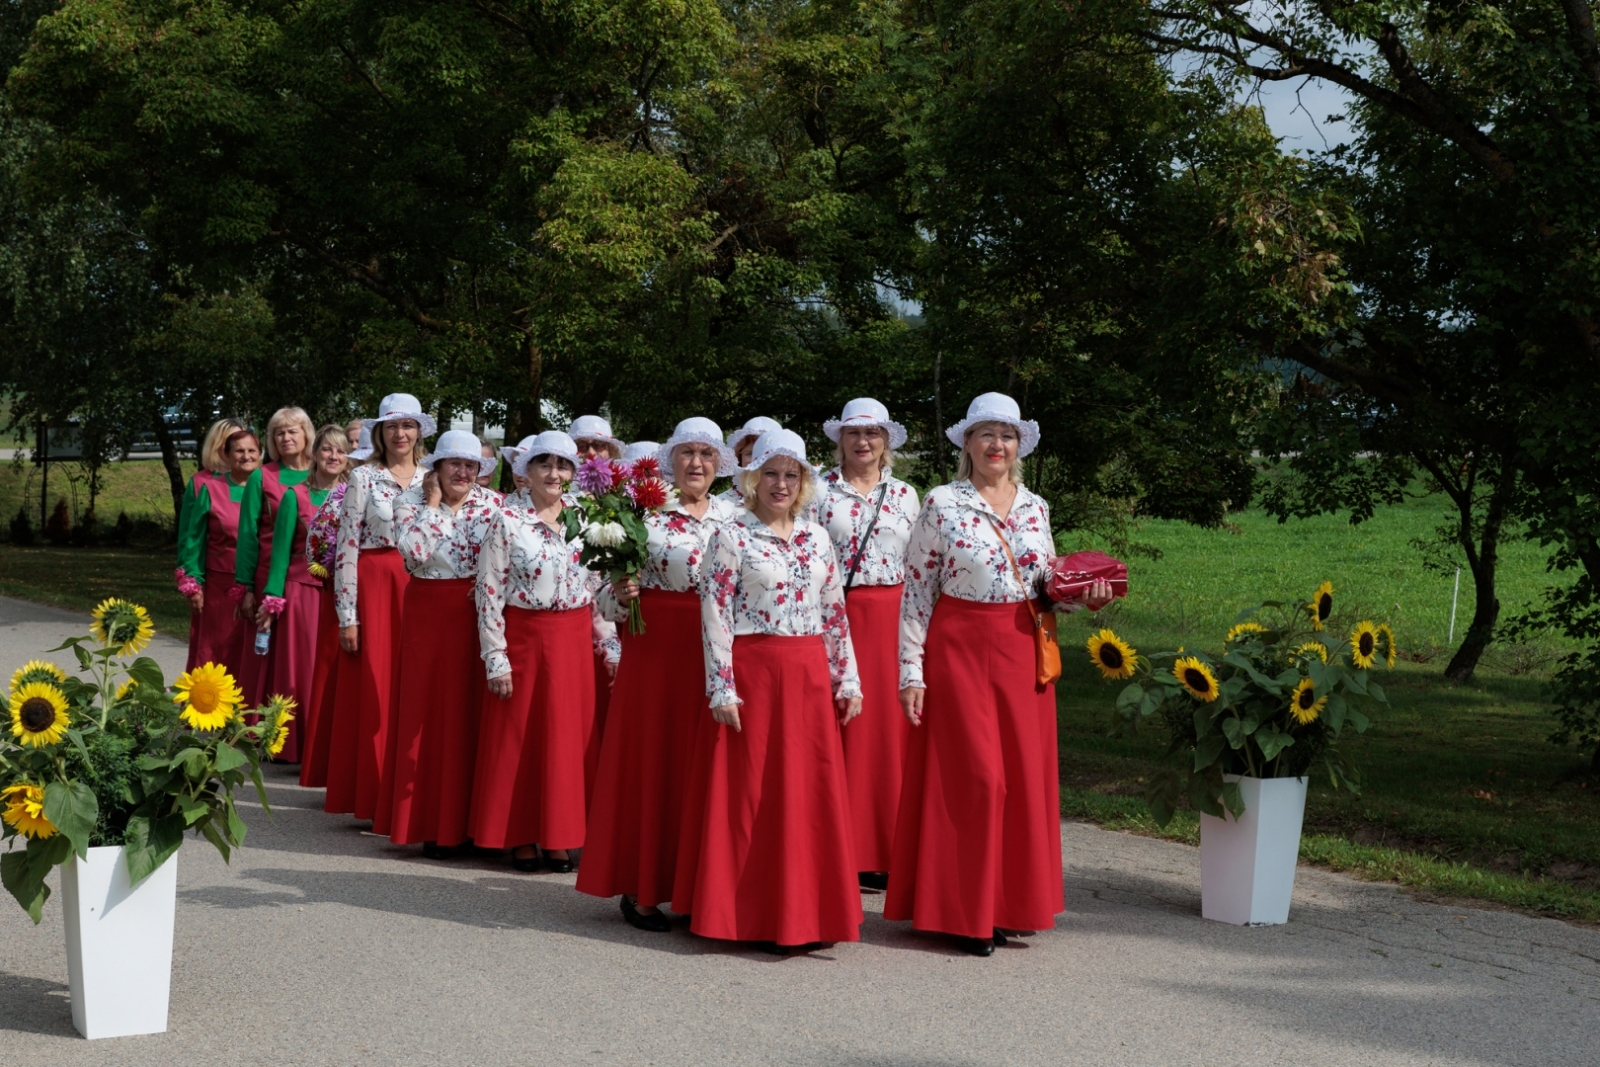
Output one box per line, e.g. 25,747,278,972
991,928,1008,947
511,847,541,872
858,871,888,891
543,852,575,874
421,842,455,860
621,897,673,933
955,936,994,957
755,941,786,955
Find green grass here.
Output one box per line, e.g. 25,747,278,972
1,457,194,529
0,545,191,636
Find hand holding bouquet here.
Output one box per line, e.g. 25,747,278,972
562,454,673,633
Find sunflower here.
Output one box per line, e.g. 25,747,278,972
1225,621,1267,643
1307,581,1334,632
9,682,69,747
1087,629,1137,680
89,598,156,656
1289,678,1327,725
173,662,244,731
115,679,137,702
9,658,66,695
308,561,330,580
1350,621,1380,669
1173,656,1220,703
261,696,297,757
1,783,56,839
1378,623,1398,668
1292,641,1329,664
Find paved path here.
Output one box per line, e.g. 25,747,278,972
1,597,1596,1065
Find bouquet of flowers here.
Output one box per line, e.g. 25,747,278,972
1,598,290,922
305,481,348,580
562,454,673,634
1087,580,1394,827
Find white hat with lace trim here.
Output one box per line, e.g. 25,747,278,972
512,430,581,478
658,417,738,479
726,416,782,452
422,430,496,477
823,397,907,449
363,392,438,438
567,414,623,452
944,391,1040,458
499,433,538,466
742,428,810,472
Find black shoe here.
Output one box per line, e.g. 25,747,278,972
755,941,786,955
991,928,1008,947
421,842,455,860
858,871,888,891
621,897,673,933
511,847,541,872
543,852,575,874
955,936,994,957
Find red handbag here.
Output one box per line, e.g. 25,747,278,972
1045,551,1128,605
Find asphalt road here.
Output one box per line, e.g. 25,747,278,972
0,596,1595,1066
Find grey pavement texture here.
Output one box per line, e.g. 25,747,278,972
1,596,1597,1066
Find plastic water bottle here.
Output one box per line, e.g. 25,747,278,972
254,629,271,656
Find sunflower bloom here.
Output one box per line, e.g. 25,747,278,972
1225,621,1266,643
1378,624,1398,668
1293,641,1329,664
9,659,66,695
1307,581,1334,632
1,784,56,839
1289,678,1327,725
90,599,156,656
1173,656,1220,703
1350,621,1380,669
9,682,70,747
173,663,244,731
262,696,297,757
1087,629,1137,680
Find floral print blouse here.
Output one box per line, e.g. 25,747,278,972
393,484,503,580
700,509,861,709
475,507,618,680
899,480,1059,689
305,481,348,579
807,468,920,589
594,495,740,623
334,463,426,627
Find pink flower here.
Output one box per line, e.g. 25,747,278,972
575,455,618,495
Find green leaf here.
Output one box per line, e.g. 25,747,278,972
63,727,93,766
1324,692,1347,731
1365,680,1386,704
1221,780,1245,819
250,766,272,813
42,780,98,859
198,819,231,864
1347,708,1371,733
1255,725,1295,761
1116,683,1144,711
1,835,72,923
1138,688,1164,717
126,657,167,692
226,797,248,847
1144,769,1180,828
1220,715,1255,749
123,813,184,885
213,742,247,773
1193,733,1226,772
1342,666,1368,695
174,794,211,826
1188,771,1225,818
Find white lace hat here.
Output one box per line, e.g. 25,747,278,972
623,440,661,464
349,424,374,461
363,392,438,438
512,430,580,477
726,416,782,452
423,430,496,477
823,397,907,449
499,434,538,466
944,391,1040,457
567,414,623,451
658,417,738,479
742,428,810,472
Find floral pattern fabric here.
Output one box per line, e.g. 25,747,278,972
392,484,504,580
898,480,1060,689
333,464,426,627
305,481,348,578
594,495,740,623
807,468,920,588
700,509,861,708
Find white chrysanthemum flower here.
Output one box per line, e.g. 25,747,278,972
586,521,627,548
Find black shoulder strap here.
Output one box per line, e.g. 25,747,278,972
845,480,891,591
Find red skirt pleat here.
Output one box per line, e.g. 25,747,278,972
841,584,910,873
672,634,862,946
577,590,706,907
322,548,408,820
379,577,484,845
884,596,1064,939
586,649,611,811
187,569,248,679
257,580,320,762
322,634,364,811
468,606,595,850
299,586,344,788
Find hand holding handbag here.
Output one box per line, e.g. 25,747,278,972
987,516,1061,686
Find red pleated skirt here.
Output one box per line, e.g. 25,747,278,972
673,634,862,946
577,590,706,907
841,584,910,873
884,596,1064,939
469,606,595,850
377,577,484,845
299,586,344,788
186,569,248,679
322,548,408,819
586,649,611,811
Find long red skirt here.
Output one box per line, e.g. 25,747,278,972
469,606,595,850
673,635,862,946
186,569,248,678
586,650,611,811
375,578,484,845
841,584,910,873
322,548,408,819
253,580,319,762
577,590,705,907
884,596,1064,939
299,586,345,788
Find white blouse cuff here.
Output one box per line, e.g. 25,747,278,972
484,650,511,680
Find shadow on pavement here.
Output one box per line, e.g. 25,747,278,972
0,972,76,1038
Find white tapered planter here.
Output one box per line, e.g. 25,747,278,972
1200,775,1307,926
59,845,178,1039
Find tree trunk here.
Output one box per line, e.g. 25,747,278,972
511,338,544,442
1441,460,1516,682
1444,563,1499,681
151,415,187,526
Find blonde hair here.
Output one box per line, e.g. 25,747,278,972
369,417,429,468
312,424,352,483
956,421,1026,485
264,406,317,464
736,456,816,518
199,418,248,474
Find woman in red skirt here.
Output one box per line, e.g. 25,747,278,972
674,428,864,953
472,431,601,874
887,393,1113,957
296,426,352,788
377,430,502,855
175,421,258,678
810,399,922,891
577,416,740,931
327,393,431,819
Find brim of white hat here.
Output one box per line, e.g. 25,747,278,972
571,432,624,451
726,428,762,450
423,450,497,477
364,411,439,438
944,413,1041,458
498,445,524,464
513,447,579,477
741,444,809,473
823,416,908,450
657,433,738,480
349,448,374,461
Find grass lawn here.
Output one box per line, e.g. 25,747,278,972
1,456,194,530
0,545,191,637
